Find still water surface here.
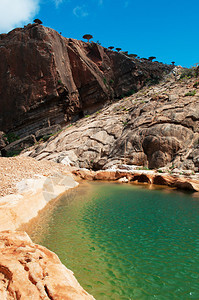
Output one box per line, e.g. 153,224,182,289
25,182,199,299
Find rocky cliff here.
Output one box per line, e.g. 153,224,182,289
0,23,172,138
23,72,199,171
0,231,94,299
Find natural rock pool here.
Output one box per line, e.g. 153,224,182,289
24,182,199,299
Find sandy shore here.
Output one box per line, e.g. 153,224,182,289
0,157,78,231
0,156,75,197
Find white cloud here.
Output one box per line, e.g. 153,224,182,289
54,0,63,8
0,0,40,33
73,5,88,18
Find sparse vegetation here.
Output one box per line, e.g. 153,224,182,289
33,19,43,24
4,133,19,144
109,79,114,84
42,135,52,142
122,121,128,126
6,149,23,157
119,89,136,99
145,76,160,86
148,56,156,62
180,65,199,79
184,90,196,97
138,166,150,170
193,81,199,88
83,34,93,43
125,89,136,96
96,110,101,114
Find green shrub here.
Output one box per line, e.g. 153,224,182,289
193,81,199,88
180,66,199,79
125,89,136,96
122,121,128,126
138,166,150,170
42,135,52,142
119,89,136,99
4,133,20,144
145,76,160,86
6,149,22,157
109,79,114,84
184,90,196,96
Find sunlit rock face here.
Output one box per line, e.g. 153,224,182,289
0,230,94,299
23,74,199,171
0,24,172,136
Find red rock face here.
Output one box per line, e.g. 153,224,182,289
0,24,172,136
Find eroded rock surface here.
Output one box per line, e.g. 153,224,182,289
0,24,172,136
23,75,199,171
72,168,199,192
0,231,94,299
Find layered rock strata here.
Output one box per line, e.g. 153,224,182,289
0,24,172,137
23,75,199,171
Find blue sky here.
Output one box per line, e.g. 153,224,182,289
1,0,198,67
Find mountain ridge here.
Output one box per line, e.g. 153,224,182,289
0,23,172,137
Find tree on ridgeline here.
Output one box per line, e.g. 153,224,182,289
83,34,93,43
116,47,122,52
33,19,43,24
171,61,175,66
108,46,114,50
129,54,138,58
148,56,156,61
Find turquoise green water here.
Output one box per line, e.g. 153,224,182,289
27,182,199,299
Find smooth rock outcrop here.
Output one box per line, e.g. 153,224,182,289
23,75,199,171
0,231,94,299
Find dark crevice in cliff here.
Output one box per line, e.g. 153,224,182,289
44,285,54,300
